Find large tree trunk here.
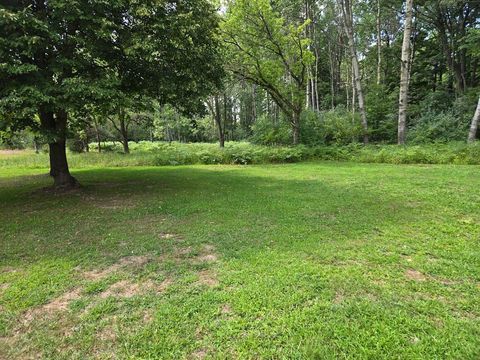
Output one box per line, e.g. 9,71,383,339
468,96,480,143
340,0,369,144
398,0,414,145
40,110,78,189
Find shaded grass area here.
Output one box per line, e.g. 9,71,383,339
2,141,480,170
0,162,479,359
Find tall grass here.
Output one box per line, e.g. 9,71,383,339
1,141,480,170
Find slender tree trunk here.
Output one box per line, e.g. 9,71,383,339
214,95,225,148
468,96,480,143
34,137,40,154
376,0,382,85
292,110,301,145
328,42,336,110
340,0,369,144
94,120,102,153
314,48,320,111
252,84,257,122
119,112,130,154
40,110,78,189
398,0,414,145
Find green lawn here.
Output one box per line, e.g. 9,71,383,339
1,161,479,359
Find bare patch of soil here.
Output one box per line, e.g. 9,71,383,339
405,269,427,282
190,349,208,359
99,278,172,299
197,270,219,288
221,304,232,315
82,255,151,280
99,280,141,298
333,292,344,304
193,244,219,264
22,288,81,325
98,325,117,342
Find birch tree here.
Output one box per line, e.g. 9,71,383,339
338,0,369,144
468,96,480,143
397,0,414,145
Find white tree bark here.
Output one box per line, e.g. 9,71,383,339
339,0,369,144
397,0,414,145
468,96,480,143
376,0,382,85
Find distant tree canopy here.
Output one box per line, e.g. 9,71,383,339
0,0,223,188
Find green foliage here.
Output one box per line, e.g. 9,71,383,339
409,95,476,143
409,111,469,144
300,108,363,145
222,0,313,139
0,0,223,153
365,85,398,142
3,142,480,169
250,115,292,145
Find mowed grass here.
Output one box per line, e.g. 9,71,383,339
0,160,479,359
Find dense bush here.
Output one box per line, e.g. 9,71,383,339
408,92,476,144
250,115,291,145
301,107,363,145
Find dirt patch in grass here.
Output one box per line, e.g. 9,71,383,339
99,278,172,299
21,288,82,326
333,291,345,304
99,280,141,298
197,270,219,288
190,348,208,359
405,269,427,282
193,244,219,264
221,304,232,315
82,255,151,280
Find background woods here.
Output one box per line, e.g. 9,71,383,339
1,0,479,187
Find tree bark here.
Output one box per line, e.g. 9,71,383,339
40,110,78,189
94,119,102,153
214,95,225,148
376,0,382,85
339,0,369,144
292,110,301,145
34,137,40,154
398,0,414,145
468,96,480,143
119,112,130,154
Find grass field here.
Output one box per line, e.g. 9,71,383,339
1,160,479,358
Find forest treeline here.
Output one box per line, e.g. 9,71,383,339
0,0,479,187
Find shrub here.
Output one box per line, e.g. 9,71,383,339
409,111,469,144
250,115,291,145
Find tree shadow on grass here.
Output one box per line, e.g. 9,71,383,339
0,165,428,265
0,167,428,262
